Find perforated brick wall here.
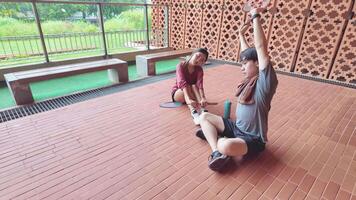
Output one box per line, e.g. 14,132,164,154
329,3,356,84
184,0,204,49
199,0,224,59
170,0,187,49
268,0,312,72
153,0,356,86
294,0,353,79
217,0,246,62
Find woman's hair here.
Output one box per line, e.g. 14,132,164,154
184,47,209,67
193,47,209,61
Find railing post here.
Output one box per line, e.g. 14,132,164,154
32,1,49,62
98,3,108,57
165,5,170,47
144,4,150,50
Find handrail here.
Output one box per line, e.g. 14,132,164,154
1,0,168,7
0,29,162,41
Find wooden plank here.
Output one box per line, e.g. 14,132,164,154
10,59,127,82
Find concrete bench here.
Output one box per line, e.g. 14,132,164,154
4,59,128,105
136,49,193,77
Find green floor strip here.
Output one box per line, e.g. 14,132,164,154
0,59,180,110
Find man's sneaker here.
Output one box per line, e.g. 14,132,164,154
208,151,230,171
191,110,200,125
195,128,206,140
196,129,223,141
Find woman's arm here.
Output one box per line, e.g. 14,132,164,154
199,88,207,107
183,87,197,107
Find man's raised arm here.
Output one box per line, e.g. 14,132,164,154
239,23,250,53
251,8,269,70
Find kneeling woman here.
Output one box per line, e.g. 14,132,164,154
171,48,209,125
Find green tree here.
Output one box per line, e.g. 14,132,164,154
0,4,18,18
0,3,32,19
37,4,79,21
0,1,147,21
84,0,145,20
105,8,151,31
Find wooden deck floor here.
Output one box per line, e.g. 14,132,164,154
0,64,355,200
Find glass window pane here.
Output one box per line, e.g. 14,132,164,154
0,2,46,68
104,5,148,54
59,0,146,3
37,3,104,62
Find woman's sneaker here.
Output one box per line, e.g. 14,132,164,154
208,151,230,171
200,108,208,113
191,110,200,125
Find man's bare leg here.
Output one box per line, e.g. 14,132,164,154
218,138,248,156
199,112,225,151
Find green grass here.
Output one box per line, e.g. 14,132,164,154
0,87,14,108
0,32,145,54
0,58,179,110
0,33,155,68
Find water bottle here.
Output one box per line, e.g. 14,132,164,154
223,99,231,119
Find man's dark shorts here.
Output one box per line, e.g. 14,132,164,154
221,117,265,155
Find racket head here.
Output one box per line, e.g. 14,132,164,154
159,101,183,108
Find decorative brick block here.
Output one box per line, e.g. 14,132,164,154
294,0,353,78
329,3,356,84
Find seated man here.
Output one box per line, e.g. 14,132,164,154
197,6,278,171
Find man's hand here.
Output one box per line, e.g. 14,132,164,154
249,0,268,16
249,7,266,17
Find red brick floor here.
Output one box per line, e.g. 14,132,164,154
0,64,355,200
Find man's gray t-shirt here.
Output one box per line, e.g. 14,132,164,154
235,63,278,143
